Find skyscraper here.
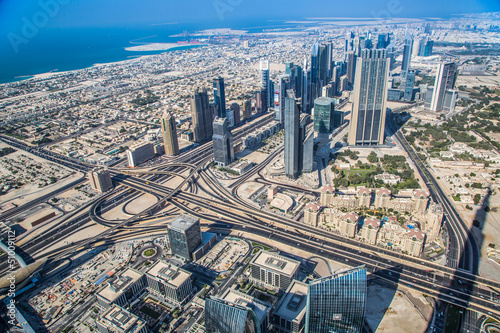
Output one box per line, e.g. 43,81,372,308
305,266,367,333
346,51,357,88
401,31,413,77
161,111,179,156
403,70,416,101
418,37,434,57
284,90,300,179
205,297,261,333
313,97,335,134
89,168,113,193
213,77,226,118
300,114,314,173
243,100,252,120
275,75,291,123
190,88,213,143
260,60,270,112
212,117,234,167
230,103,241,126
167,214,202,261
348,49,390,146
430,62,458,112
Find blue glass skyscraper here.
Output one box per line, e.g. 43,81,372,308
213,76,226,118
205,297,261,333
305,266,367,333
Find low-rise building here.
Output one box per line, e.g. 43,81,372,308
96,268,145,310
249,251,300,291
145,261,194,307
96,304,148,333
273,280,308,333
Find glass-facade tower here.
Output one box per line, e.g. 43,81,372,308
167,215,202,261
213,77,226,118
305,266,367,333
205,297,261,333
348,49,389,146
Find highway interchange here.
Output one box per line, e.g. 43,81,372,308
1,112,500,332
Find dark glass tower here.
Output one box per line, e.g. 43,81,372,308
205,297,261,333
212,117,234,167
260,60,270,112
401,31,413,77
305,266,367,333
167,215,202,261
348,49,390,146
190,88,213,143
403,70,416,101
213,76,226,118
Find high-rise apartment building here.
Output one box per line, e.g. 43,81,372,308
161,111,179,156
429,62,458,112
213,76,226,118
191,88,213,143
346,51,357,88
348,49,390,146
89,168,113,193
126,141,155,167
167,214,202,261
305,266,367,333
212,117,234,167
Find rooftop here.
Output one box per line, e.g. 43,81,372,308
169,214,199,232
98,304,146,333
97,268,143,303
251,251,300,276
146,261,191,288
273,280,308,322
222,290,271,324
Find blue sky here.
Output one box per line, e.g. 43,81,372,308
0,0,499,33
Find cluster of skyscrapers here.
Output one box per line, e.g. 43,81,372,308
204,265,367,333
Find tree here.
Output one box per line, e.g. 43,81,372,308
473,194,481,205
367,151,378,164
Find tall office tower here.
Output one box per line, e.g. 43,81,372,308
412,39,421,58
260,60,270,112
161,111,179,156
424,23,432,34
314,97,335,133
212,117,234,167
346,51,357,88
167,214,202,261
430,62,458,112
302,58,311,114
377,33,390,48
284,90,301,179
190,88,213,143
318,44,328,86
243,99,252,120
403,70,416,101
418,37,434,57
305,266,367,333
310,42,319,87
89,168,113,193
255,91,263,114
230,103,241,126
401,31,413,77
326,42,333,80
348,49,390,146
205,297,260,333
299,114,314,173
275,74,291,123
213,76,226,118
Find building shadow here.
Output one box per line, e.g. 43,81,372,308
364,265,403,333
426,188,489,333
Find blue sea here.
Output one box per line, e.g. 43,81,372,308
0,20,294,85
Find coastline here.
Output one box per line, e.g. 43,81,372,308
2,43,205,85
